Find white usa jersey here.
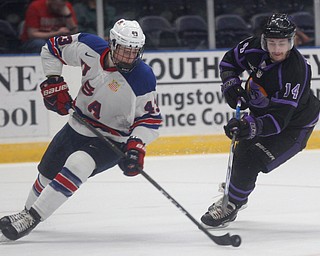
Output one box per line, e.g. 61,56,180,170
41,33,162,144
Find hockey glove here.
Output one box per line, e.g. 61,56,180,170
224,114,261,141
221,77,248,110
40,76,72,115
119,137,146,177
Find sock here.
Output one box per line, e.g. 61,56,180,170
25,174,51,210
31,151,95,220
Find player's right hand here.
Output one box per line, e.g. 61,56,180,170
119,137,146,177
221,77,248,110
224,114,260,141
40,76,72,115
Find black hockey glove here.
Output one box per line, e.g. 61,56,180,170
224,114,261,141
221,77,248,110
119,137,146,177
40,76,72,115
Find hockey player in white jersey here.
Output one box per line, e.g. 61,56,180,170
0,19,162,241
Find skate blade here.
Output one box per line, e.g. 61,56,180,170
0,234,11,243
208,204,247,213
239,204,248,211
201,222,230,230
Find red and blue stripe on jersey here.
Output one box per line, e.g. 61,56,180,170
75,106,130,136
47,33,110,63
131,113,162,131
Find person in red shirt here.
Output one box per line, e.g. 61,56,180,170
20,0,78,53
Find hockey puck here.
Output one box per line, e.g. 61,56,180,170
231,235,241,247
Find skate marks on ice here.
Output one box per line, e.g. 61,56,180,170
0,150,319,256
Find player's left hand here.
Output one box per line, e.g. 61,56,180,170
119,137,146,177
224,114,260,141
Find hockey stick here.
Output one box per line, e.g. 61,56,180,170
221,99,242,213
68,108,241,247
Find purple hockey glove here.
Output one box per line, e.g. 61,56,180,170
224,114,261,141
221,77,248,110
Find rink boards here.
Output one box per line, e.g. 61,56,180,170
1,50,320,163
1,132,319,163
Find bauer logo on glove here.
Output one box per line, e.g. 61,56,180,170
41,83,69,97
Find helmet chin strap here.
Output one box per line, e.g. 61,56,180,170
103,52,116,69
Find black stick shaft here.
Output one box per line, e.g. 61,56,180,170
139,169,236,246
68,108,240,246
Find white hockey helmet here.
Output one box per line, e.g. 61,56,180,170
109,19,145,72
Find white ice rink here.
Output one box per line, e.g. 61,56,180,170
0,150,320,256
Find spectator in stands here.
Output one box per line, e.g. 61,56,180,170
20,0,78,53
73,0,97,35
294,29,312,46
73,0,115,38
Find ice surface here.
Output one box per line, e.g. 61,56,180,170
0,150,320,255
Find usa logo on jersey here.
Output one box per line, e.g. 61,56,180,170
108,79,121,92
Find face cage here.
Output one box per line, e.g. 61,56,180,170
261,34,294,52
111,44,144,73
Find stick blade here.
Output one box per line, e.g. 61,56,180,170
209,232,242,247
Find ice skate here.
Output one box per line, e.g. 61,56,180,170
201,197,239,228
0,208,41,241
0,208,29,230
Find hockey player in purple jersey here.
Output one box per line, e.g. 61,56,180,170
0,19,162,241
201,13,320,228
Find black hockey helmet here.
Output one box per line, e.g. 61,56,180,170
261,13,296,51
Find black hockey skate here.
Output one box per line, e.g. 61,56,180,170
0,208,29,230
201,197,239,228
0,208,41,241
